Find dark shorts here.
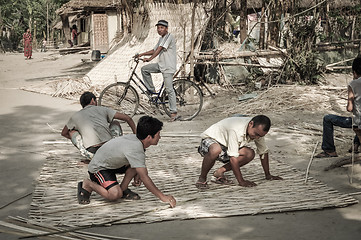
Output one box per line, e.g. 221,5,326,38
198,138,230,163
89,165,130,190
86,145,102,154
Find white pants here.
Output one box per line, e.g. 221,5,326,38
141,63,177,113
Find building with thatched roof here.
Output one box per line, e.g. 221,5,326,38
55,0,133,52
55,0,208,52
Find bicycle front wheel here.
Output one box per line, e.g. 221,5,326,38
162,79,203,121
98,82,139,117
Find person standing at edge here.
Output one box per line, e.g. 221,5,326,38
23,28,32,60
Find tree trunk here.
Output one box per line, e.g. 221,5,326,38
29,17,32,33
268,0,282,47
239,0,247,44
121,8,128,35
60,14,70,44
33,20,37,50
0,6,3,33
325,3,330,40
46,2,49,41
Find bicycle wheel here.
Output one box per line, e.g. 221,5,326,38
98,82,139,117
162,79,203,121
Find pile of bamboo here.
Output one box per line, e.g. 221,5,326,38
216,85,346,117
50,77,96,98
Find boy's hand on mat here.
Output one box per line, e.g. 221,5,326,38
266,174,283,180
162,195,176,208
132,175,142,187
239,180,257,187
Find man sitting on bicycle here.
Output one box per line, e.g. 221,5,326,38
136,20,178,121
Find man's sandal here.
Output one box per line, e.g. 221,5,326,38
168,115,181,122
195,181,209,190
315,151,338,158
77,182,91,204
211,176,233,185
122,189,141,200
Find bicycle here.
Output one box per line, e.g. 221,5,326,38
98,57,203,121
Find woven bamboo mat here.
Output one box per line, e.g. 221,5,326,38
28,133,358,227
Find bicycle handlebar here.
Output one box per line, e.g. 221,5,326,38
132,56,146,63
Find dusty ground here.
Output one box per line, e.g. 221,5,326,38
0,50,361,239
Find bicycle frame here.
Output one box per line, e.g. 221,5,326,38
125,59,168,105
99,58,204,120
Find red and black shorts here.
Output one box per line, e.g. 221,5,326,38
88,165,130,190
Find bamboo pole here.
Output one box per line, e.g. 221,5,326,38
325,58,354,68
182,18,186,77
305,141,319,183
195,61,280,68
259,4,265,49
195,50,283,60
0,192,32,209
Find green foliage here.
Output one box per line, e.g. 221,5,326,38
284,51,324,85
281,16,325,85
326,5,361,42
0,0,70,50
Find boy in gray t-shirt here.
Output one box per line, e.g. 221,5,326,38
77,116,176,208
61,92,136,159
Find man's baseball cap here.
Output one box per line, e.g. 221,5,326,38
155,20,168,27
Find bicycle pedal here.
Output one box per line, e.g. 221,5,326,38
148,96,157,102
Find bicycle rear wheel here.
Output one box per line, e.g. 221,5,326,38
98,82,139,117
162,79,203,121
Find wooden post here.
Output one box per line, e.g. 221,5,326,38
115,4,122,38
190,0,197,78
351,16,356,41
182,20,186,77
259,2,265,49
239,0,247,44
